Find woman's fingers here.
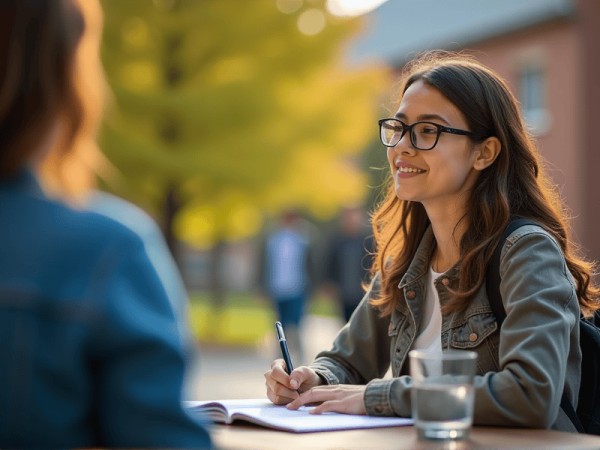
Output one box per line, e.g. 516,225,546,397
286,385,367,415
289,366,321,392
266,384,298,405
310,398,365,415
286,385,334,409
264,359,299,404
265,360,325,405
310,399,346,414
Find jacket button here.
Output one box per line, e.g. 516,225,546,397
469,333,478,342
374,406,383,414
441,278,450,286
406,290,416,299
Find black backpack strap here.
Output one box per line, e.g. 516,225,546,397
575,314,600,434
561,392,585,433
485,218,585,433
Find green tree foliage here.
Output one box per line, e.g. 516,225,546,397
99,0,388,251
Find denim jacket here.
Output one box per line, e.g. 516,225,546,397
311,225,581,431
0,170,211,448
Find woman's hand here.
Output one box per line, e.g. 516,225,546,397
286,384,367,415
264,359,322,405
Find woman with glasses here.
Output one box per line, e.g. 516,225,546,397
264,51,600,431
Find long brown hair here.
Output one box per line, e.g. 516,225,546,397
0,0,107,198
370,51,599,318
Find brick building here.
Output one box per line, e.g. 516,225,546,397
350,0,600,265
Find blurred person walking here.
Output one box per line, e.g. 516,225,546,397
259,210,314,365
0,0,211,448
325,206,373,322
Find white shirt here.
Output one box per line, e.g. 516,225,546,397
411,266,443,353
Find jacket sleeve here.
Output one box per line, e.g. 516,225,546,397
473,226,581,428
309,275,392,386
89,230,212,448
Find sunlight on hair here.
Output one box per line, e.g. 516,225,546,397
39,0,112,202
326,0,389,17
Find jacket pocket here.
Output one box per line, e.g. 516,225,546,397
449,312,497,348
446,312,500,373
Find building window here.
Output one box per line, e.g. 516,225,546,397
519,63,551,135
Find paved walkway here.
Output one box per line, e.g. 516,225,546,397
184,315,345,401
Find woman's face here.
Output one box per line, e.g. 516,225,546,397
386,79,482,217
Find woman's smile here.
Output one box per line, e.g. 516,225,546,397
394,160,427,178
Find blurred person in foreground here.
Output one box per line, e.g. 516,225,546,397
265,51,600,431
324,206,374,323
0,0,211,448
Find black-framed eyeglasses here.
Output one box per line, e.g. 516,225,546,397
378,118,479,151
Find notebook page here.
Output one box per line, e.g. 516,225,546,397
185,399,413,433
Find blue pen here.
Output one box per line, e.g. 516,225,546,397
275,321,294,374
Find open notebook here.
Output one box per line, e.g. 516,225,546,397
184,398,413,433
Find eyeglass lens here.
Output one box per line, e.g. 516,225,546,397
381,120,440,150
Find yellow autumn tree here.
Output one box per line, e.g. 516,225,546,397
99,0,388,259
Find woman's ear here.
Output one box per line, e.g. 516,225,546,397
473,136,501,171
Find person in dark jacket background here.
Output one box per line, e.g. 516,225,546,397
325,206,373,322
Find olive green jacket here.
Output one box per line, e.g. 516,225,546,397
310,225,581,431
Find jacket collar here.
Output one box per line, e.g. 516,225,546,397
398,226,460,289
398,226,435,289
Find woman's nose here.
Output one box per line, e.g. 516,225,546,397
393,132,416,154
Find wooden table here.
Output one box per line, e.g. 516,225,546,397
211,423,600,449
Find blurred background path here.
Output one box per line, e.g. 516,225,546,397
185,315,345,401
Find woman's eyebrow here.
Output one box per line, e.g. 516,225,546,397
394,112,451,124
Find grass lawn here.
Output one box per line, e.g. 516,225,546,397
188,292,339,347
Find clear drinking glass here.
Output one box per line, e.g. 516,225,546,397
409,350,478,440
